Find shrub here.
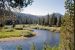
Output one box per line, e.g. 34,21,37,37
16,45,22,50
15,25,23,30
15,28,23,30
5,29,14,32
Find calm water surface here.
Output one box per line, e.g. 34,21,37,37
0,30,60,50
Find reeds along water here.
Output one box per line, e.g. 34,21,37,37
16,42,59,50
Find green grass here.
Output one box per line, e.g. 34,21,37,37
0,28,35,38
16,42,60,50
0,24,60,38
13,24,60,33
23,24,60,32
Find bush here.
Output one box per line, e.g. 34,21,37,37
15,28,23,30
16,45,22,50
21,30,35,37
15,25,23,30
16,42,59,50
5,29,14,32
0,24,4,27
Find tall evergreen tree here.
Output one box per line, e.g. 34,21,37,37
61,0,74,50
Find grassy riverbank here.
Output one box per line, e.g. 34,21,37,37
0,24,60,39
0,28,35,39
15,24,60,32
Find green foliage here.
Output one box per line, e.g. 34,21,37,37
16,42,59,50
0,26,35,38
43,42,59,50
16,45,22,50
0,0,33,9
14,25,23,30
43,42,52,50
61,0,74,50
31,43,36,50
0,0,33,30
10,13,62,27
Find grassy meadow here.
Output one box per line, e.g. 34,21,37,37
15,24,60,32
0,24,60,39
0,25,36,38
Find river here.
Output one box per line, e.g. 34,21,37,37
0,30,60,50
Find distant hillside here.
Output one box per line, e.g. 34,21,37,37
15,12,63,20
15,12,39,20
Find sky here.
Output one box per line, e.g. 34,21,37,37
21,0,65,15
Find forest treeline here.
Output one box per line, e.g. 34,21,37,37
0,0,62,27
0,10,62,27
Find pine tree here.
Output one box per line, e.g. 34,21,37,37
61,0,74,50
